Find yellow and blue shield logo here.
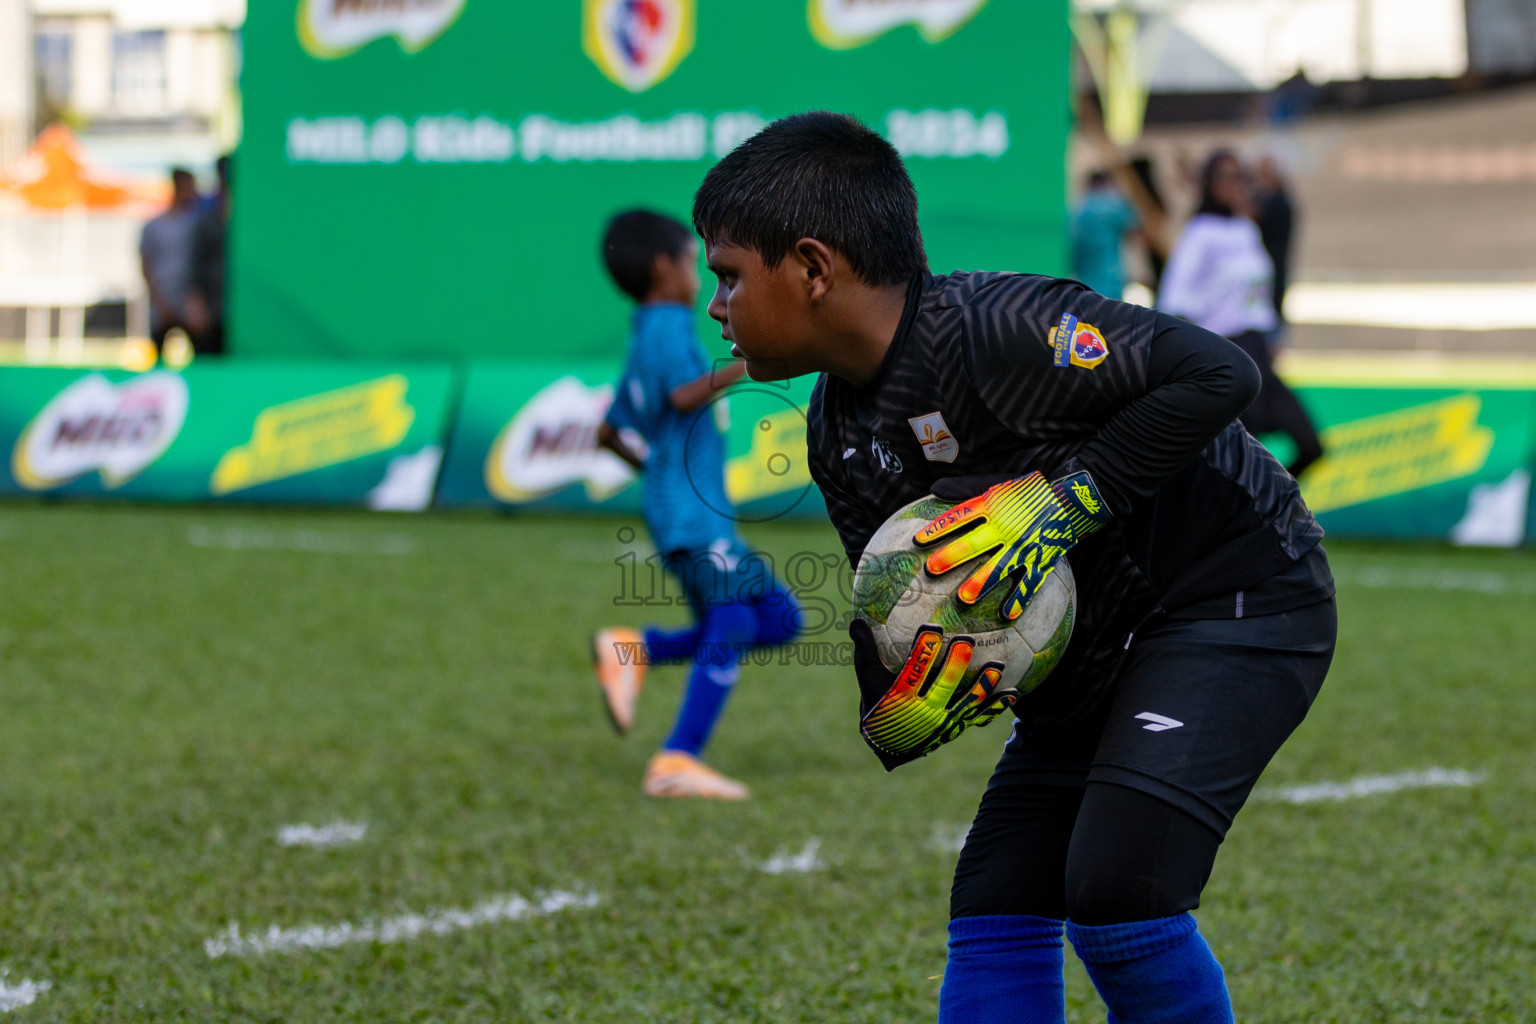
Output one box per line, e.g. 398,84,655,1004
1047,314,1110,370
583,0,695,92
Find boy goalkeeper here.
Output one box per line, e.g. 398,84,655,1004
692,114,1335,1022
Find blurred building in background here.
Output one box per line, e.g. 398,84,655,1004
29,0,244,175
3,0,1535,364
0,0,242,360
1071,0,1536,367
0,0,33,163
1096,0,1469,92
1073,0,1534,143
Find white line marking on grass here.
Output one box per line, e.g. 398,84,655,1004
1258,768,1487,805
187,526,415,555
204,889,599,959
1333,566,1536,595
931,824,970,853
0,973,50,1013
277,820,368,849
759,839,825,875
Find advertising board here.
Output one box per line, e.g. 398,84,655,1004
0,364,456,509
234,2,1070,361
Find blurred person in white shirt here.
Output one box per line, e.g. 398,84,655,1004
1159,151,1323,478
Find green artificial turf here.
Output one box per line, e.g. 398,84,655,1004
0,504,1533,1022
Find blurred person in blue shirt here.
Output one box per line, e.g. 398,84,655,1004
1069,170,1141,300
591,209,800,801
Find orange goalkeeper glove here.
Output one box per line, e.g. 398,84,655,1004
851,619,1016,771
916,466,1112,621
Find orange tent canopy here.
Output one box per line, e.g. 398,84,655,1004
0,123,169,212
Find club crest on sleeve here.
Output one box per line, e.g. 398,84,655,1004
907,411,959,462
1047,315,1109,370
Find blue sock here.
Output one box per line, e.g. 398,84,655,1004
939,915,1065,1024
661,659,737,756
1066,914,1233,1024
643,624,702,665
660,604,754,756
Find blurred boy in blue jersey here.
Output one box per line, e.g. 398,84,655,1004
593,209,801,800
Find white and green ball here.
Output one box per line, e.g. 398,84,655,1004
852,494,1076,696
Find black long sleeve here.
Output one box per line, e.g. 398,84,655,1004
1068,313,1260,516
809,272,1318,610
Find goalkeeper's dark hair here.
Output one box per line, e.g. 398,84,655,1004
601,209,696,302
692,111,928,287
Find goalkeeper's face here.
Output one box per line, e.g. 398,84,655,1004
705,240,829,383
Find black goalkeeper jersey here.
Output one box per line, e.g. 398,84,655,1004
808,271,1331,725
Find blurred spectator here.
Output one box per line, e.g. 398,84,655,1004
1069,170,1140,300
1268,71,1320,125
1159,152,1270,336
1128,155,1168,298
1254,155,1296,327
196,155,230,217
1159,151,1323,478
185,156,231,355
139,167,199,352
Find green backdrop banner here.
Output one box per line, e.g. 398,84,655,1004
1273,386,1536,546
1528,451,1536,546
233,1,1071,361
0,364,456,508
441,367,1536,546
435,360,823,524
1,362,1532,545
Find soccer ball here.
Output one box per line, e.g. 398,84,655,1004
852,494,1076,696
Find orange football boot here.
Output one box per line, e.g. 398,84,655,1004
593,627,646,734
643,751,750,801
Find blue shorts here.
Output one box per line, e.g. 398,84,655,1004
664,542,800,641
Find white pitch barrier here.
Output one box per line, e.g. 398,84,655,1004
1285,282,1536,332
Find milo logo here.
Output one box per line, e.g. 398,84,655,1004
485,377,636,503
809,0,990,49
13,372,189,490
299,0,468,59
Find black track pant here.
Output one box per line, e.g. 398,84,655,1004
951,600,1337,925
952,781,1220,925
1231,331,1324,478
